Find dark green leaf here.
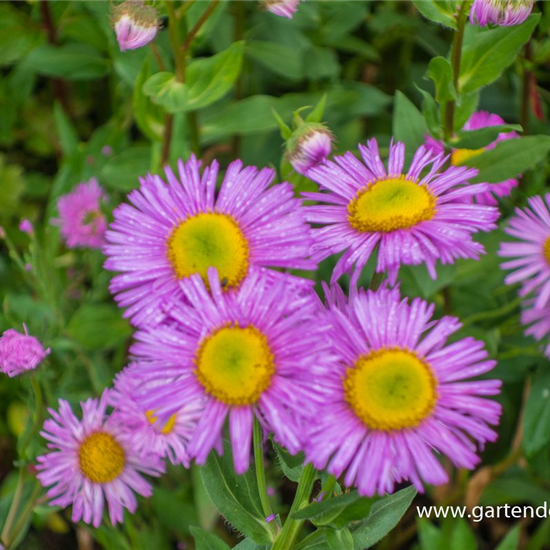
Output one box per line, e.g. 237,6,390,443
460,15,540,93
417,518,444,550
351,486,417,549
133,59,165,142
428,57,456,103
201,440,274,545
326,528,354,550
247,41,304,80
413,0,458,29
273,440,304,483
393,91,429,153
463,135,550,184
417,87,440,136
152,487,197,535
53,102,79,157
451,124,522,150
100,147,152,191
190,527,230,550
496,525,521,550
450,519,477,550
292,491,361,521
524,368,550,456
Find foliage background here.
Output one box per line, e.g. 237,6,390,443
1,0,550,548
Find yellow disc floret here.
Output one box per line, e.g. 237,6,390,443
543,237,550,267
348,177,436,233
344,348,437,431
167,212,249,288
451,147,485,166
195,324,275,405
145,410,177,434
78,432,125,483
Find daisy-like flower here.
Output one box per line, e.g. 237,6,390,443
53,179,107,249
0,324,50,377
305,139,498,285
112,1,159,52
37,392,164,528
499,195,550,310
306,285,502,496
287,124,334,176
131,268,330,474
522,298,550,359
426,111,520,205
104,156,315,327
109,365,203,466
263,0,300,19
470,0,534,27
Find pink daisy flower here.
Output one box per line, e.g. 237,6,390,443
37,392,164,528
104,156,315,327
306,285,502,496
0,324,50,377
304,138,498,285
53,179,107,249
522,298,550,358
263,0,300,19
109,365,203,466
499,195,550,310
426,111,520,205
130,268,331,474
112,1,159,52
470,0,534,27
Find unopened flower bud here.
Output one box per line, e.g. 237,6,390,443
287,124,333,175
19,219,33,235
112,1,159,52
470,0,534,27
263,0,300,19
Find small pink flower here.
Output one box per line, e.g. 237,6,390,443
0,226,5,239
470,0,534,26
19,219,33,235
112,1,159,52
0,324,50,377
263,0,300,19
53,179,107,250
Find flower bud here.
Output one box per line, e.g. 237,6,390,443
19,219,33,234
112,1,159,52
263,0,300,19
470,0,534,26
287,123,334,175
0,324,50,378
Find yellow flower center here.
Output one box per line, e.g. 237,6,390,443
78,432,125,483
344,348,437,431
348,177,436,233
145,410,177,434
167,212,249,289
451,147,485,166
195,324,275,406
543,237,550,267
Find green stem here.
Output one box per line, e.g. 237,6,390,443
1,469,25,547
272,464,317,550
253,418,277,537
444,0,470,142
5,480,41,550
165,1,186,83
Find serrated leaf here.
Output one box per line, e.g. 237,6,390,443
451,124,522,150
413,0,458,29
523,368,550,456
351,486,417,549
460,15,540,93
201,440,274,545
190,526,230,550
428,57,456,103
463,135,550,184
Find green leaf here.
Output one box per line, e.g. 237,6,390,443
454,91,480,132
304,47,340,80
393,91,429,153
460,15,540,93
462,135,550,184
326,528,354,550
190,527,230,550
247,41,304,81
201,440,274,545
67,305,132,351
272,440,304,483
133,60,166,142
416,88,440,136
451,125,522,150
53,103,79,157
22,43,109,80
450,519,477,550
144,42,244,113
496,525,521,550
417,518,444,550
413,0,458,29
428,57,456,103
292,492,362,521
152,487,197,535
306,94,328,123
351,486,417,549
523,368,550,456
0,5,44,66
233,540,269,550
100,146,152,191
